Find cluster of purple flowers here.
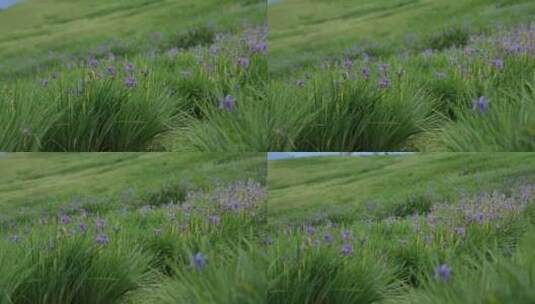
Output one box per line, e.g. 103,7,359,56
219,95,235,112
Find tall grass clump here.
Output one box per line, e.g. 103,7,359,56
0,179,268,303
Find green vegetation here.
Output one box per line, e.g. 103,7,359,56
269,0,535,75
0,152,266,223
266,0,535,151
0,0,268,152
265,153,535,303
0,153,269,303
0,0,264,78
268,153,535,221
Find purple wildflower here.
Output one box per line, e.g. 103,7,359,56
124,63,134,73
492,59,504,70
88,58,99,68
208,215,221,225
434,264,452,282
106,66,116,77
378,64,390,74
341,230,351,241
250,41,267,54
190,253,207,271
61,215,71,225
343,58,353,69
323,232,333,243
472,96,489,113
341,244,353,256
123,76,137,88
453,226,465,237
361,67,370,80
378,78,391,89
219,95,235,112
95,218,106,231
79,223,88,233
238,57,250,69
295,79,306,87
306,226,316,235
41,78,49,87
95,234,109,245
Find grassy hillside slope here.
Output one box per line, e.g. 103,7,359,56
268,153,535,221
269,0,535,75
0,0,265,78
0,152,266,221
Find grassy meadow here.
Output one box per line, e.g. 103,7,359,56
0,0,268,152
265,153,535,303
267,0,535,151
0,152,270,303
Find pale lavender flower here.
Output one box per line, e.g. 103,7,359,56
123,76,137,88
341,243,353,256
434,264,452,282
219,95,235,112
190,253,207,271
95,234,109,245
472,96,489,113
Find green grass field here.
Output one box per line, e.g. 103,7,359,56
264,153,535,303
0,152,269,303
0,152,266,223
264,0,535,152
269,0,535,75
0,0,269,152
0,0,265,77
268,153,535,221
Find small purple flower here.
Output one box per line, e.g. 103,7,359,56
492,59,504,70
434,264,452,282
323,232,333,243
123,76,137,88
250,41,267,54
295,79,305,87
190,253,207,271
79,223,88,233
88,58,99,68
378,78,391,89
306,226,316,235
61,215,71,225
341,244,353,256
472,96,489,113
219,95,235,112
341,230,351,241
361,67,370,80
95,218,106,231
106,66,116,77
95,234,109,245
378,64,390,74
41,78,49,87
208,215,221,225
453,226,465,237
343,58,353,69
124,63,134,73
237,57,250,69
